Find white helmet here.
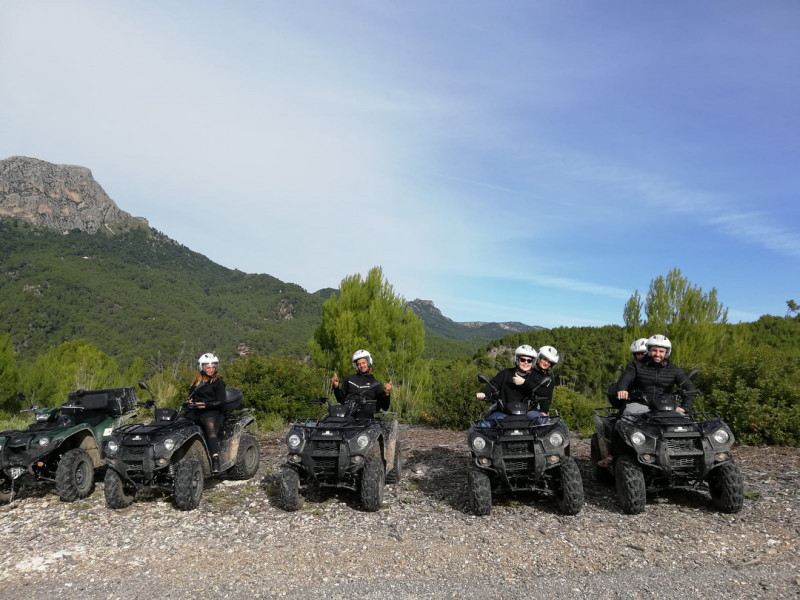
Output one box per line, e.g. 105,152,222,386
351,349,373,369
630,338,648,356
514,345,538,368
537,345,559,366
646,334,672,358
197,353,219,372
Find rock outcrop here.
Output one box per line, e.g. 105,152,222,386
0,156,146,233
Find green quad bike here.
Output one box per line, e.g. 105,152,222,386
0,387,138,504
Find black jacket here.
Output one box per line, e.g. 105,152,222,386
616,356,697,411
189,377,226,409
481,367,541,410
529,367,555,413
334,372,390,411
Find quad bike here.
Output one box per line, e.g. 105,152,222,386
104,381,260,511
467,374,583,516
592,369,744,514
280,395,400,512
0,387,137,503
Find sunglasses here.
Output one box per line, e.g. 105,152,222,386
518,357,534,364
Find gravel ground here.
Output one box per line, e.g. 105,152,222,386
1,425,798,599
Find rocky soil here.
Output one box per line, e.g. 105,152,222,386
1,426,798,599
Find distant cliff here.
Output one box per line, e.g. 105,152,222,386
407,299,542,340
0,156,147,234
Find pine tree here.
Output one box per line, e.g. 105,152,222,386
623,268,728,365
309,267,426,418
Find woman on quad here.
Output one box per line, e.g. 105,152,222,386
187,352,226,473
330,349,392,416
477,344,544,422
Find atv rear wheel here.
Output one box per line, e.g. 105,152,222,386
468,467,492,516
360,454,385,512
385,440,402,484
708,461,744,513
615,455,646,514
591,433,613,483
56,448,95,502
280,467,302,511
229,433,260,480
174,457,204,511
104,468,135,509
554,457,584,515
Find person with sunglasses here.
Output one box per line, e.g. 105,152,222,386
477,345,543,422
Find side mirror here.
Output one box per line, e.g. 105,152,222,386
138,381,150,391
477,374,490,385
686,368,699,381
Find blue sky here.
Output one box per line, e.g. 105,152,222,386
1,2,798,328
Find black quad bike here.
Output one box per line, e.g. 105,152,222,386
0,387,137,503
467,374,584,516
280,396,401,512
592,369,744,514
104,381,260,511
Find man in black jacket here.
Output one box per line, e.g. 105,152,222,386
331,349,391,415
597,335,698,469
616,334,697,415
331,349,397,471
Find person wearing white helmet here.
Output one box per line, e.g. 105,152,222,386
606,338,649,405
331,349,392,414
529,345,559,415
630,338,648,361
478,344,543,422
616,334,697,414
331,349,398,468
188,352,226,472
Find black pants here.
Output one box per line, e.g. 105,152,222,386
189,409,223,456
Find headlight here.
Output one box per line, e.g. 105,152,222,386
36,413,49,422
548,432,564,447
356,434,370,449
163,438,175,451
287,434,302,448
107,440,119,454
38,437,50,447
472,436,486,451
631,431,646,446
712,429,729,444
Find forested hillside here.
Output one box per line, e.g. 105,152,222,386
0,219,324,364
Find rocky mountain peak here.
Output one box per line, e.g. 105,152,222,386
0,156,147,233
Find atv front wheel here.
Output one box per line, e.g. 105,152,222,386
385,440,402,484
554,457,584,515
360,454,385,512
229,433,260,480
174,457,204,511
615,455,646,514
468,467,492,516
56,448,95,502
708,461,744,513
104,468,135,509
591,433,613,483
0,481,11,505
280,467,302,512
